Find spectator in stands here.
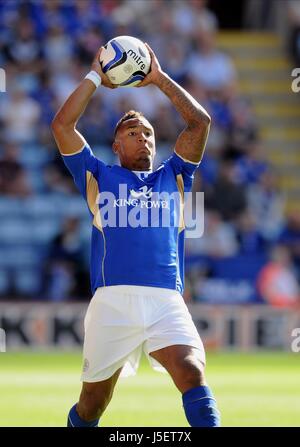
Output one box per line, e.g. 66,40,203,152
163,39,189,84
50,58,83,104
172,0,218,38
257,245,300,307
43,151,78,195
226,87,258,158
181,78,222,186
27,0,71,38
2,17,43,81
234,140,269,185
43,23,74,73
185,210,238,258
287,0,300,65
77,95,112,146
198,148,219,186
185,264,212,303
235,210,266,255
278,211,300,281
0,83,41,145
43,216,88,301
61,0,106,38
205,159,247,221
0,142,32,197
187,27,236,93
75,26,104,66
151,104,179,144
31,70,57,147
247,169,285,242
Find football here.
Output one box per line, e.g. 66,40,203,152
99,35,151,87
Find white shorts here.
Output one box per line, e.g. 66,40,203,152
81,285,205,382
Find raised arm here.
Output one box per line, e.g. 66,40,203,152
138,44,211,164
51,48,116,155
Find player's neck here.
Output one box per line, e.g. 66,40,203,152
132,169,152,180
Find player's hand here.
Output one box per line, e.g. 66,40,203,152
92,47,118,89
136,43,165,88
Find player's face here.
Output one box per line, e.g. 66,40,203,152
113,118,156,171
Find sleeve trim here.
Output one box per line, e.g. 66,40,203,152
174,150,200,166
61,142,86,156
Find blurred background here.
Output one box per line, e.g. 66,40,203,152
0,0,300,353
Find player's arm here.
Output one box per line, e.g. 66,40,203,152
138,44,211,164
51,48,116,155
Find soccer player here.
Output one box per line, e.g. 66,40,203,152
51,43,220,428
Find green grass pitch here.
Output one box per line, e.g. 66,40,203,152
0,351,299,427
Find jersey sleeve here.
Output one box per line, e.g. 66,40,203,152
61,143,106,200
163,151,200,192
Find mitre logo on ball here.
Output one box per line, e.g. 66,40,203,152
99,35,151,87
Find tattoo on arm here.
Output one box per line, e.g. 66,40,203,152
156,73,211,163
157,74,210,126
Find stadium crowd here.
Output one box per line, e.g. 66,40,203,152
0,0,299,307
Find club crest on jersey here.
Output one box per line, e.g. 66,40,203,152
114,185,165,209
129,186,153,200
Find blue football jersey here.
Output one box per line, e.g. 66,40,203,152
62,144,199,295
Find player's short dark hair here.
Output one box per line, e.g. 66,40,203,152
114,110,145,138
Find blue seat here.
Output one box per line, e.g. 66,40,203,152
211,254,267,280
24,196,62,218
0,268,9,294
27,194,86,219
0,198,24,217
19,144,53,168
27,169,46,193
93,145,116,165
0,245,40,267
32,218,60,243
0,218,34,243
62,196,87,218
14,267,41,295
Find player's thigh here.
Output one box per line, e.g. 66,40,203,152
149,344,206,391
79,367,123,407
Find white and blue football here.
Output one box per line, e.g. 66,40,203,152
99,36,151,87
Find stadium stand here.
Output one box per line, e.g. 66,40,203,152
0,0,299,306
